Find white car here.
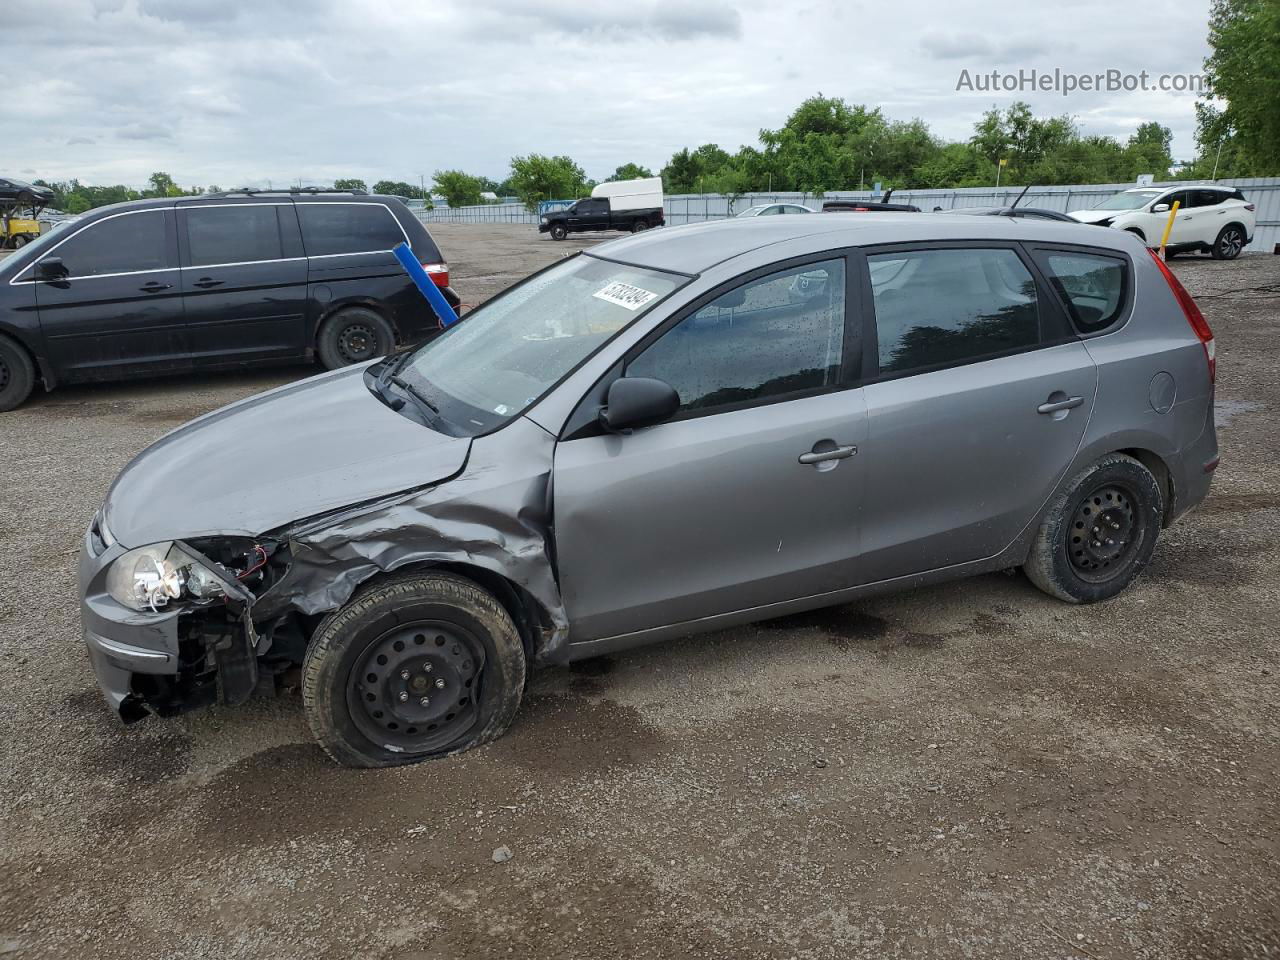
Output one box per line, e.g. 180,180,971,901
736,203,815,217
1069,185,1255,259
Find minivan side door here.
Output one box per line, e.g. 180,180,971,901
177,202,309,366
553,255,868,643
27,207,190,382
855,244,1098,582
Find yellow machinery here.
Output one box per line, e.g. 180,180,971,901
0,177,55,249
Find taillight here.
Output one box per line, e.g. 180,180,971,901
421,262,449,287
1147,248,1214,383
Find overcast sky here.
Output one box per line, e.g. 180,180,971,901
8,0,1214,190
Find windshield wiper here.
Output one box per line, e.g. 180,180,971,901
390,375,441,416
368,352,411,410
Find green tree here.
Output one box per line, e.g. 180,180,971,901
372,180,422,198
333,178,367,192
1196,0,1280,175
143,172,183,198
1122,122,1174,180
431,170,485,207
606,163,654,181
507,154,588,211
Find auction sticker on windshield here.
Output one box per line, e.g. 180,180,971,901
593,281,658,311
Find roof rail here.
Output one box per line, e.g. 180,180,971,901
198,187,369,199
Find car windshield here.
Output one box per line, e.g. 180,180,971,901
0,225,65,277
737,205,770,217
398,254,688,435
1093,190,1163,211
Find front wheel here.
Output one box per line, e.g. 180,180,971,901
316,306,395,370
11,235,28,249
302,571,526,767
1212,224,1246,260
549,224,567,241
1023,453,1163,603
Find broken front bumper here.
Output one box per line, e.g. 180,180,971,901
78,523,183,720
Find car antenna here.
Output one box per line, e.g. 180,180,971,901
1010,184,1031,209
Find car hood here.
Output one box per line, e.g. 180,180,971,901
103,364,470,547
1068,209,1119,224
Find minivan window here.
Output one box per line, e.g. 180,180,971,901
44,211,169,278
186,205,283,266
297,203,405,257
1043,252,1126,333
399,255,688,435
869,248,1039,375
627,258,846,414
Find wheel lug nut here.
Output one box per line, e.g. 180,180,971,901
423,662,433,673
398,691,409,702
434,678,446,689
400,669,410,680
419,697,430,707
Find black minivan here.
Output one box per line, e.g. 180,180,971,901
0,190,459,410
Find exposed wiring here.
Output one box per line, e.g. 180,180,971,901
237,545,268,580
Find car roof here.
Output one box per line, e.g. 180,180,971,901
590,212,1122,274
66,192,399,220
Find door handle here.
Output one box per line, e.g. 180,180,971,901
192,277,224,288
139,281,171,292
798,444,857,465
1037,396,1084,415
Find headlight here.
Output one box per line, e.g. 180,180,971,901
105,542,226,612
540,216,548,222
1096,218,1114,228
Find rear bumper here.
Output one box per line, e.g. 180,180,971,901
1167,395,1219,524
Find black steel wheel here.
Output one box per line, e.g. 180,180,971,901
1212,224,1246,260
316,307,395,370
346,619,485,754
1024,453,1163,603
1066,483,1144,583
631,219,649,233
549,224,567,241
303,571,526,767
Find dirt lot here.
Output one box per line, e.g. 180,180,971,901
1,225,1277,960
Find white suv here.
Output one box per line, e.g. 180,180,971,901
1069,185,1255,259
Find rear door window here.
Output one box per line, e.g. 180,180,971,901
185,205,283,266
867,248,1039,375
297,203,406,257
47,210,171,277
1190,189,1226,208
627,258,847,414
1037,251,1128,334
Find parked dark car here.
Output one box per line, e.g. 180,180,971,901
80,214,1217,767
538,197,664,240
0,189,460,410
0,177,55,207
937,206,1080,223
822,198,923,213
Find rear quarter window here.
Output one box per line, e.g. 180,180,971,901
1039,251,1128,334
297,203,406,257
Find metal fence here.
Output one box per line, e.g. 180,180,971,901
418,177,1280,253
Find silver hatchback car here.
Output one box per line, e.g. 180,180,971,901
80,215,1218,766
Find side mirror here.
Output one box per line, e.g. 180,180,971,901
599,376,679,434
36,258,67,280
1151,203,1170,213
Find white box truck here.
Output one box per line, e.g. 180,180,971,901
539,177,665,240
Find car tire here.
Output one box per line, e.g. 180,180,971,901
0,334,36,412
302,571,527,768
1023,452,1163,604
631,219,649,233
316,307,395,370
1211,223,1247,260
11,235,28,249
549,224,567,241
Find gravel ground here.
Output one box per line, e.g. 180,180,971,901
1,225,1277,960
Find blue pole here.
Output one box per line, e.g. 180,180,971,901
393,241,459,327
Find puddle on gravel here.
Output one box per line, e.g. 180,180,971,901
1216,398,1262,427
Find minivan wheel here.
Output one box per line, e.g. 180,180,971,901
1024,453,1163,603
549,224,567,241
0,334,36,412
1212,224,1246,260
302,571,526,767
317,307,395,370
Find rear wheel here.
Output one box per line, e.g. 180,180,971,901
549,224,567,241
1212,224,1246,260
631,219,649,233
316,306,395,370
1024,453,1163,603
0,334,36,412
302,571,526,767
